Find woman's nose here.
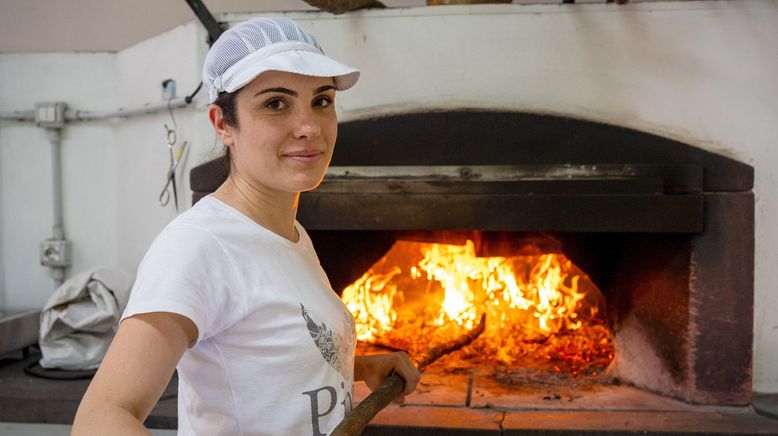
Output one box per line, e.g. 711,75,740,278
293,108,322,140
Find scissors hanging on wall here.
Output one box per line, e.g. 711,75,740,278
159,123,188,212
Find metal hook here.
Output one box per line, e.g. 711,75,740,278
164,124,177,147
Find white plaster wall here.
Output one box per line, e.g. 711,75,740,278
112,22,216,268
0,52,118,307
0,1,775,391
0,23,220,299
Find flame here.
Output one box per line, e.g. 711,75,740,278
342,238,612,371
342,267,402,341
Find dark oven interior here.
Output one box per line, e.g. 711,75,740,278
191,110,754,406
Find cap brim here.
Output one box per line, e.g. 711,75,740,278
224,50,360,94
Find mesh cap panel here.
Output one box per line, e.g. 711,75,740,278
203,17,357,102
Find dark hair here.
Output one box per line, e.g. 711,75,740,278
213,90,238,172
214,90,239,127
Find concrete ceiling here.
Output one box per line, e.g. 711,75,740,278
0,0,425,53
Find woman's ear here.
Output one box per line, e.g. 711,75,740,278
208,104,234,147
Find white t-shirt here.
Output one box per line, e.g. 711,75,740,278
122,196,356,436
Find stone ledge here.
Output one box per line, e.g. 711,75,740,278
364,405,502,435
502,410,778,435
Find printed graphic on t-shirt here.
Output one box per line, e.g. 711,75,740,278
300,303,354,379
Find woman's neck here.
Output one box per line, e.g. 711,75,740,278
213,173,300,242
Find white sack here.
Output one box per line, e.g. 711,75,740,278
39,267,133,370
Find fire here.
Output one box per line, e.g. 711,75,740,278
341,238,613,372
344,267,401,341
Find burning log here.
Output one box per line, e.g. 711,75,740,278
331,313,487,436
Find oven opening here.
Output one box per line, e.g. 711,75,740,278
310,229,706,410
339,232,613,387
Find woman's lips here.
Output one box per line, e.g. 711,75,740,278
283,150,324,164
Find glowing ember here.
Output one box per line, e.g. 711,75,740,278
341,238,614,374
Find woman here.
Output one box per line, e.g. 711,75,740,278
73,17,420,435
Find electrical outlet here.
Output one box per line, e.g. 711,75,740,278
40,239,72,268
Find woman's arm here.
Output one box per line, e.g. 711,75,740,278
72,312,197,435
354,352,421,399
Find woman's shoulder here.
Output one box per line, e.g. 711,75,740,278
136,199,247,296
141,198,238,263
170,195,230,227
160,196,250,241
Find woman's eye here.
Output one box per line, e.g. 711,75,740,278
265,99,287,110
314,96,333,108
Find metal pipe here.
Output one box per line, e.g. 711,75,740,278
1,98,192,124
0,110,34,122
66,97,191,121
45,128,66,288
184,0,225,45
46,129,64,240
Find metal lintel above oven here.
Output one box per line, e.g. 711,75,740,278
297,163,704,233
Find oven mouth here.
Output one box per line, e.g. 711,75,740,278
337,231,615,387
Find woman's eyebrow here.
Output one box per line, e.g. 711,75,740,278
254,85,334,98
255,87,298,97
314,85,335,94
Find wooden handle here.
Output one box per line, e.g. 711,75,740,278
331,314,486,436
330,373,404,436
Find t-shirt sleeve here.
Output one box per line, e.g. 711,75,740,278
122,222,247,344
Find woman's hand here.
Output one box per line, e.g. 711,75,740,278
354,352,421,402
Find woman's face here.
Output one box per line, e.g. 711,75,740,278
212,70,338,195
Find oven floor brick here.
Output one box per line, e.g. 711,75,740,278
470,378,701,412
356,366,778,435
355,370,471,407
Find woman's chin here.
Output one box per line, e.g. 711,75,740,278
297,181,325,193
289,174,327,193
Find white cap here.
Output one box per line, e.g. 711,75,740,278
203,17,360,103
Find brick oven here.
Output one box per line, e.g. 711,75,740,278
192,110,771,434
